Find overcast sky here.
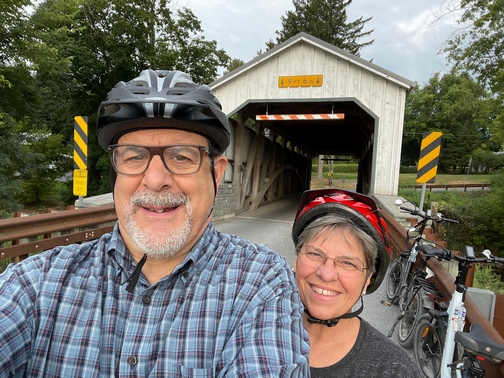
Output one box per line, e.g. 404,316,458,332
182,0,463,85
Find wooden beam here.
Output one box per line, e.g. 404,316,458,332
233,113,245,209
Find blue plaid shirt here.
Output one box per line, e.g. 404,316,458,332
0,223,309,377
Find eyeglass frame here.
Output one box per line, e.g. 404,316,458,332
107,144,211,175
298,246,368,273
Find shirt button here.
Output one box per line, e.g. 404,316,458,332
127,356,138,366
183,271,189,278
142,295,151,304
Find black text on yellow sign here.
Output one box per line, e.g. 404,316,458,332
73,169,88,197
278,75,323,88
416,131,443,184
74,116,88,170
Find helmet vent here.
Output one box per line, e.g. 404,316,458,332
132,81,148,87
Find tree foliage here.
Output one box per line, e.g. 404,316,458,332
224,58,245,75
442,0,504,149
402,71,496,172
0,113,26,217
434,172,504,257
400,172,504,258
443,0,503,93
267,0,373,55
0,0,230,216
17,129,73,207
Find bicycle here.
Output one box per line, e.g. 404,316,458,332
413,244,504,378
384,199,458,349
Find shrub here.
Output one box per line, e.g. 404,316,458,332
311,163,358,173
400,165,417,174
473,265,504,295
398,174,504,257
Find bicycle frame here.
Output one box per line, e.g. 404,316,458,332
441,289,464,378
414,245,504,378
440,249,475,378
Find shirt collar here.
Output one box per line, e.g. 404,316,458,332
106,222,218,284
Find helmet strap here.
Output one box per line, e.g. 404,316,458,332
304,296,364,327
123,253,148,293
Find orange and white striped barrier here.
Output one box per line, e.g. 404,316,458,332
255,114,345,121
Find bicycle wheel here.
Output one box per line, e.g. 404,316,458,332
386,257,402,303
398,289,424,349
413,314,444,378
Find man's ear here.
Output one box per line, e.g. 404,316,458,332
213,155,228,191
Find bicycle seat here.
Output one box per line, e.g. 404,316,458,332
455,323,504,363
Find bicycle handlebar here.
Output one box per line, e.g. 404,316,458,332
416,244,504,265
398,205,459,224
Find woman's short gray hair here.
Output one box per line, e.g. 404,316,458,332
295,213,378,275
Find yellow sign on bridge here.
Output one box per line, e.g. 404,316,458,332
278,75,323,88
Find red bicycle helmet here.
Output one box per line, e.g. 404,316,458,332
292,188,392,294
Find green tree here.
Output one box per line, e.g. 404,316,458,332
0,0,31,71
0,113,26,218
267,0,373,55
16,128,73,208
442,0,504,149
0,0,42,120
402,71,495,172
224,58,245,75
29,0,230,196
470,149,504,173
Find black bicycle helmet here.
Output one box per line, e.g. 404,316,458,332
96,69,230,152
292,189,392,295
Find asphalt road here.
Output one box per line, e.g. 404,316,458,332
214,195,405,348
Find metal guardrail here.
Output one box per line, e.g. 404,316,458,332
400,183,490,191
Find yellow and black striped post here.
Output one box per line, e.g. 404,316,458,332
416,131,442,184
73,116,88,198
74,116,88,170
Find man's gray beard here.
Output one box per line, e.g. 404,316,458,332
122,191,193,259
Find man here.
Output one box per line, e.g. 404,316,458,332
0,70,310,377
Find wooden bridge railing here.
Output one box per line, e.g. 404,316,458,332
380,208,504,377
0,205,117,262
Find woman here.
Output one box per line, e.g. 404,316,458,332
292,189,421,377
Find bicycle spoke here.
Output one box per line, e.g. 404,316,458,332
398,289,423,349
414,314,444,378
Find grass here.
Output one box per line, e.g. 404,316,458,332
474,265,504,295
398,173,491,187
310,173,492,190
310,173,357,189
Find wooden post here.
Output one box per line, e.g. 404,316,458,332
240,123,260,207
251,125,263,199
233,113,245,210
11,211,22,263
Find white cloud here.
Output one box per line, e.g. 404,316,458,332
181,0,464,84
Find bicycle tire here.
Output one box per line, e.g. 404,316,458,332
386,257,403,304
413,313,445,378
398,289,424,349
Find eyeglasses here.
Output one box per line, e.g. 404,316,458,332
299,247,367,274
108,144,210,175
